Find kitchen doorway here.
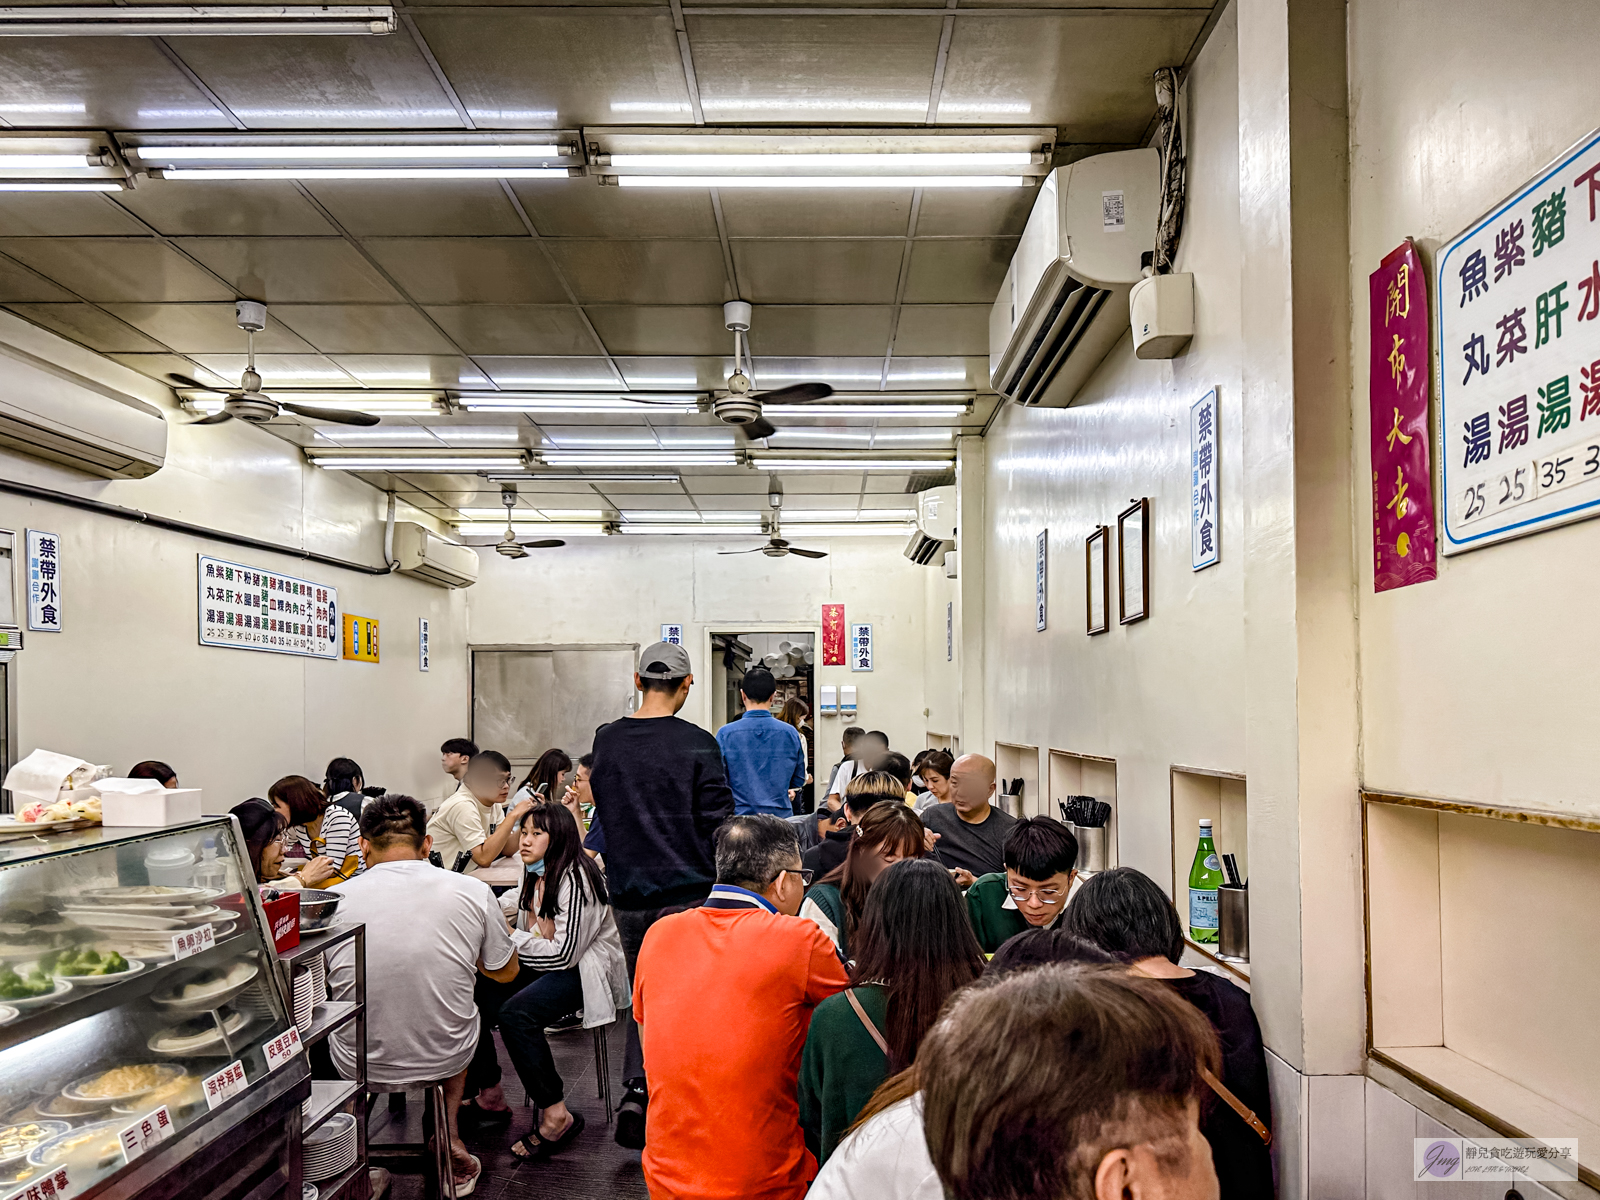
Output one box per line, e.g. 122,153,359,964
710,630,816,807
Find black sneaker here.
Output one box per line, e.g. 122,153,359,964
614,1083,647,1150
544,1009,584,1034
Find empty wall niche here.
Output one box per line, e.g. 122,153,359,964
1365,793,1600,1187
1169,766,1248,983
994,742,1040,818
926,732,960,754
1048,750,1118,874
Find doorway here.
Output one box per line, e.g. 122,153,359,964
471,643,638,780
710,631,816,804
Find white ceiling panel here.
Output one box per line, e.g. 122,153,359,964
0,238,232,303
891,305,991,356
585,306,727,356
102,302,314,354
306,181,527,238
734,240,904,305
363,239,570,305
113,180,336,238
718,192,914,239
189,353,354,387
544,241,729,305
903,238,1017,304
748,306,895,358
177,238,405,304
512,180,719,239
0,41,229,130
0,195,146,238
475,357,619,388
273,305,459,355
426,305,605,356
5,304,166,354
329,355,493,388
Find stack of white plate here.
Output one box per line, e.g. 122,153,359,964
303,1112,357,1182
290,969,315,1031
307,954,327,1006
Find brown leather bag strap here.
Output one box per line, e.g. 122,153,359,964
1201,1066,1272,1146
844,988,889,1056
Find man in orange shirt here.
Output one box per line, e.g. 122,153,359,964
634,814,850,1200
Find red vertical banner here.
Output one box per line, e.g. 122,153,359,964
1370,239,1438,591
821,604,845,665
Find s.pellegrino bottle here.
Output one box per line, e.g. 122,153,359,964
1188,819,1224,943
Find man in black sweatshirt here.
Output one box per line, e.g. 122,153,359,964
587,639,735,1149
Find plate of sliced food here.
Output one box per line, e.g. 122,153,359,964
76,886,209,906
61,1063,185,1107
147,1009,252,1056
151,959,259,1013
0,1121,68,1168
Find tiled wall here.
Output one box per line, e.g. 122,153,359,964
1267,1055,1570,1200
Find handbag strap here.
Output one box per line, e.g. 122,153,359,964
1200,1066,1272,1146
843,988,889,1056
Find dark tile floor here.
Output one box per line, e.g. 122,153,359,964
373,1021,648,1200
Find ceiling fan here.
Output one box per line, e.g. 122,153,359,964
718,480,827,560
711,300,834,442
178,301,380,428
493,486,566,559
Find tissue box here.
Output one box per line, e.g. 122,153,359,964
262,890,301,953
100,787,204,827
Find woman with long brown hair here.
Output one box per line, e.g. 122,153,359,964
799,800,927,958
798,857,984,1165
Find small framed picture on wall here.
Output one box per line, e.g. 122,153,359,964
1085,525,1110,635
1118,498,1150,624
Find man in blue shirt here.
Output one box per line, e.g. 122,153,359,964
715,667,807,817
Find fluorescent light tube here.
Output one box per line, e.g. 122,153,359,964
453,522,612,537
190,393,440,416
781,523,917,537
621,511,762,523
0,180,123,191
608,152,1033,171
540,452,739,467
619,524,764,536
308,456,525,471
136,145,564,161
158,168,569,180
485,472,681,482
762,404,968,418
460,394,700,414
0,6,397,34
752,459,954,471
785,510,918,522
456,508,609,521
0,154,97,170
617,176,1026,190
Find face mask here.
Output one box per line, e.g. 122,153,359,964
526,859,546,877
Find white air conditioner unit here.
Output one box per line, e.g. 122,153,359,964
989,148,1159,408
918,485,956,540
904,529,955,567
0,317,167,479
393,521,479,589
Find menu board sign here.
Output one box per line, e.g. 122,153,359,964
198,555,339,659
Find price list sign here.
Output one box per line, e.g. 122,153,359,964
1439,127,1600,552
198,555,339,659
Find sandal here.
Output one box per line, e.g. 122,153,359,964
451,1153,483,1197
458,1100,513,1128
510,1111,585,1162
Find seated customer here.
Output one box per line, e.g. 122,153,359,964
232,796,336,888
633,815,850,1200
1064,866,1273,1200
801,770,906,879
799,859,983,1165
913,751,952,814
128,760,179,788
326,795,519,1198
921,754,1016,886
982,926,1116,977
964,816,1080,953
799,803,926,958
492,802,630,1162
428,750,534,871
920,964,1222,1200
272,775,363,883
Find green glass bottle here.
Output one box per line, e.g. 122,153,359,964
1188,818,1224,943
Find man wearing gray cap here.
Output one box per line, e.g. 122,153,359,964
588,640,735,1149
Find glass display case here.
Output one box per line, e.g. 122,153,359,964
0,818,307,1200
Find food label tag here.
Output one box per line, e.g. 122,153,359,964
118,1105,175,1162
202,1060,249,1110
170,923,216,961
263,1026,303,1071
5,1166,70,1200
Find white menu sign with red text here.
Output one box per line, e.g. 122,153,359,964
198,555,339,659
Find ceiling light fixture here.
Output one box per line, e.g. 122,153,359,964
605,152,1034,171
620,511,762,523
613,175,1028,189
139,144,566,161
540,451,739,467
452,522,613,538
458,393,701,414
0,5,398,35
187,392,440,417
784,509,918,523
306,455,526,471
0,134,128,189
483,472,682,483
0,180,123,191
750,458,955,472
159,168,571,181
129,135,578,180
456,508,610,521
618,523,764,536
761,404,968,418
771,523,917,537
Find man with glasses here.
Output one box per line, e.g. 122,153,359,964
965,815,1081,954
426,749,533,872
633,815,849,1200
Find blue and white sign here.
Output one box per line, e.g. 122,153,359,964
1035,530,1048,631
1190,390,1220,570
419,618,431,672
1438,127,1600,553
946,601,953,662
660,623,684,645
25,529,60,632
849,622,873,672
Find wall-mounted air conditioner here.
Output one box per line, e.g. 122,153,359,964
904,529,955,567
988,148,1159,408
393,521,479,589
0,312,167,478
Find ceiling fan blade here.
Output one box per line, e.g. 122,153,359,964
787,547,829,559
167,373,214,391
188,411,234,426
740,416,778,442
280,403,381,428
520,539,566,549
754,382,834,405
716,546,770,555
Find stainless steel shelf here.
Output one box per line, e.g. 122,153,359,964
305,1078,362,1134
300,998,362,1046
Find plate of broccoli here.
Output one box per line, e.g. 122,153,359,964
43,949,140,987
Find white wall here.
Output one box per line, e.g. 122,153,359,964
1350,0,1600,820
976,3,1246,882
466,534,931,759
0,332,470,809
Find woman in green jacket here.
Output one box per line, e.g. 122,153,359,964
800,801,927,960
798,858,985,1165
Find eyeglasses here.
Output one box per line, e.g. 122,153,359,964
1006,883,1066,905
470,771,514,786
778,867,814,887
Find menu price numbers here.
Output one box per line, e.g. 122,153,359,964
203,1061,249,1111
264,1026,303,1072
118,1105,174,1163
1458,438,1600,524
170,923,215,961
4,1167,69,1200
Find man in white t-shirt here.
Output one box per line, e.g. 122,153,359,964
327,794,518,1198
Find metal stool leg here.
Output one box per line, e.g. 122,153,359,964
429,1085,457,1200
592,1025,613,1124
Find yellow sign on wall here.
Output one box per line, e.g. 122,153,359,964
342,613,379,663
